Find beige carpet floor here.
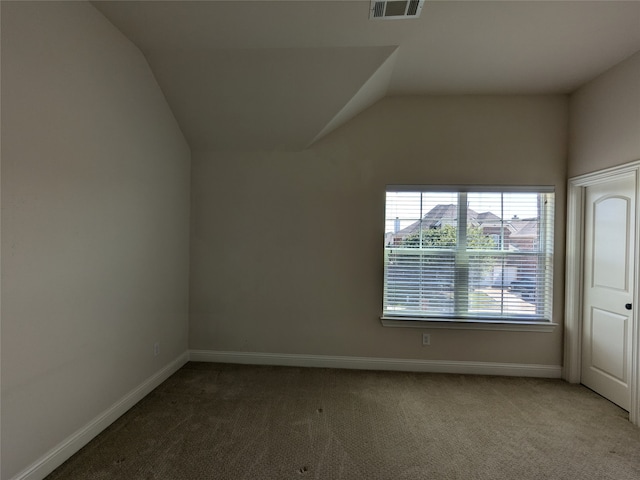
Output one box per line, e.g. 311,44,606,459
46,362,640,479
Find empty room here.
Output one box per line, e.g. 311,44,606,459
2,1,640,479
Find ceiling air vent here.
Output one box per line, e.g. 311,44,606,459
370,0,424,20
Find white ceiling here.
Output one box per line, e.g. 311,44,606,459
93,0,640,151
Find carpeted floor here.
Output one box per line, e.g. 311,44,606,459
46,362,640,479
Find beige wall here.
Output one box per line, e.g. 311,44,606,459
1,2,190,478
190,95,568,366
569,51,640,177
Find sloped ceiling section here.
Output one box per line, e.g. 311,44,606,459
144,46,397,150
310,47,399,147
93,0,403,151
93,0,640,151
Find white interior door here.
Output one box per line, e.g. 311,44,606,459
581,173,636,410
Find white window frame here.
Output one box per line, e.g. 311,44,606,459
381,185,557,332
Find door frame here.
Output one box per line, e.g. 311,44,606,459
564,160,640,425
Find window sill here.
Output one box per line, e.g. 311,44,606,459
380,316,557,332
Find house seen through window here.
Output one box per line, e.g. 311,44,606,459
383,187,554,323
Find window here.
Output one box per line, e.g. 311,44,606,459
383,186,554,323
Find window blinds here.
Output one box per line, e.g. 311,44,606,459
383,187,554,322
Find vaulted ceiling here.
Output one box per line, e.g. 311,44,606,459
93,1,640,151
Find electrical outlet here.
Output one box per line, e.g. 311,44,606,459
154,342,160,356
422,333,431,346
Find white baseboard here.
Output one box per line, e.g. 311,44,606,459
11,350,560,480
189,350,562,378
11,352,189,480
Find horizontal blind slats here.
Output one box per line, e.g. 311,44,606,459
383,190,554,322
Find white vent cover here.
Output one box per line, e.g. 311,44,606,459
369,0,424,20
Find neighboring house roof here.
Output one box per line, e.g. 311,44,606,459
509,219,539,238
395,204,499,237
476,211,501,223
393,205,538,240
396,204,464,236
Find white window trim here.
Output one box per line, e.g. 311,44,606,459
382,185,555,328
380,317,558,332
